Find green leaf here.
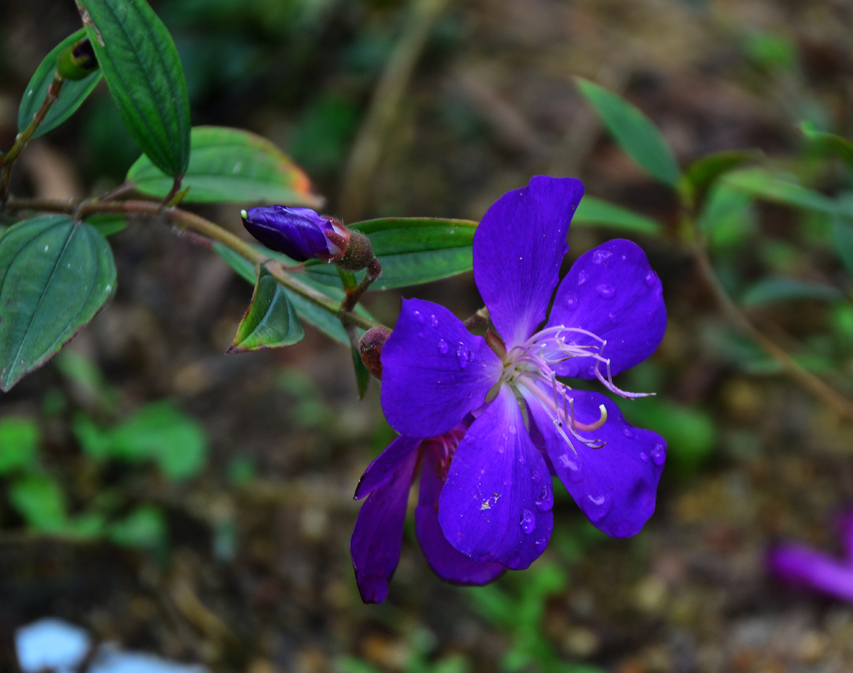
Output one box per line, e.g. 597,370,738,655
833,217,853,274
684,150,760,194
741,276,842,307
576,78,680,188
304,218,478,289
697,183,756,251
0,216,116,391
109,505,167,548
78,0,191,177
228,266,305,352
351,339,370,399
126,126,323,206
723,168,838,215
572,196,663,236
9,474,68,532
109,402,208,481
800,121,853,169
85,213,127,237
0,418,40,475
17,29,103,138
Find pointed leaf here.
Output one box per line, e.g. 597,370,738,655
800,121,853,169
572,196,663,235
228,266,305,352
723,169,838,215
126,126,323,206
576,78,680,187
684,149,760,193
741,276,842,307
77,0,191,177
18,29,103,138
304,218,477,289
351,339,370,399
9,475,68,533
0,216,116,391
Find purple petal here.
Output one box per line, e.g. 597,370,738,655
525,388,665,538
242,206,340,261
438,387,554,569
474,176,584,349
415,443,505,585
767,544,853,602
548,239,666,379
350,444,420,603
381,298,502,438
354,435,423,499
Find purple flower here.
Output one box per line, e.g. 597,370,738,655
241,206,349,262
351,425,504,603
378,176,668,571
767,510,853,602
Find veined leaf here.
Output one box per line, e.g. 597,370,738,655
723,168,838,215
78,0,191,177
741,276,842,307
576,78,680,188
18,29,102,138
304,218,478,289
228,266,305,352
0,216,116,391
127,126,323,206
572,196,663,236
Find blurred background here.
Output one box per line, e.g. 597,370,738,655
1,0,853,671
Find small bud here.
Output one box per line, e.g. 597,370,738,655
337,230,377,272
56,38,99,80
241,206,350,263
359,327,391,380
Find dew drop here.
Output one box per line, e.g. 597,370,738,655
558,454,583,483
456,342,471,369
592,249,612,265
414,310,425,325
596,283,616,299
565,293,578,310
508,425,517,436
438,339,449,355
534,485,552,511
430,314,438,328
623,427,635,439
608,312,618,325
43,245,49,252
586,493,613,522
639,452,649,463
531,469,541,483
520,509,536,534
417,331,425,339
651,443,666,466
644,270,658,288
577,270,589,286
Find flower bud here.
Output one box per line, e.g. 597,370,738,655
241,206,350,263
56,38,99,80
359,327,391,380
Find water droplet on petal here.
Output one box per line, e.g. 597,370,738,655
651,443,666,466
430,314,438,328
534,484,551,511
531,469,540,483
414,310,425,325
520,509,536,534
644,271,658,288
586,493,613,522
608,312,618,324
417,331,425,339
577,270,589,285
558,454,583,483
565,293,578,310
639,452,649,463
456,342,471,369
592,249,612,265
438,339,449,354
509,425,517,436
596,283,616,299
623,427,635,439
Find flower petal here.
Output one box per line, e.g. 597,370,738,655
381,298,502,438
350,444,420,603
474,176,584,349
415,443,505,585
767,544,853,602
438,387,554,569
548,239,666,378
526,388,665,538
354,435,422,500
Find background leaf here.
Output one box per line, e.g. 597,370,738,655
127,126,323,206
0,418,40,475
800,121,853,169
9,475,68,533
17,29,103,138
228,266,305,352
0,216,116,391
576,78,680,187
572,196,663,235
78,0,191,177
723,168,838,215
305,218,477,289
740,276,842,307
684,150,759,194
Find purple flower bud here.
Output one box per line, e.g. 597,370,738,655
241,206,350,262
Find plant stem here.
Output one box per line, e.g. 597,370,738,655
0,72,66,201
5,196,384,332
